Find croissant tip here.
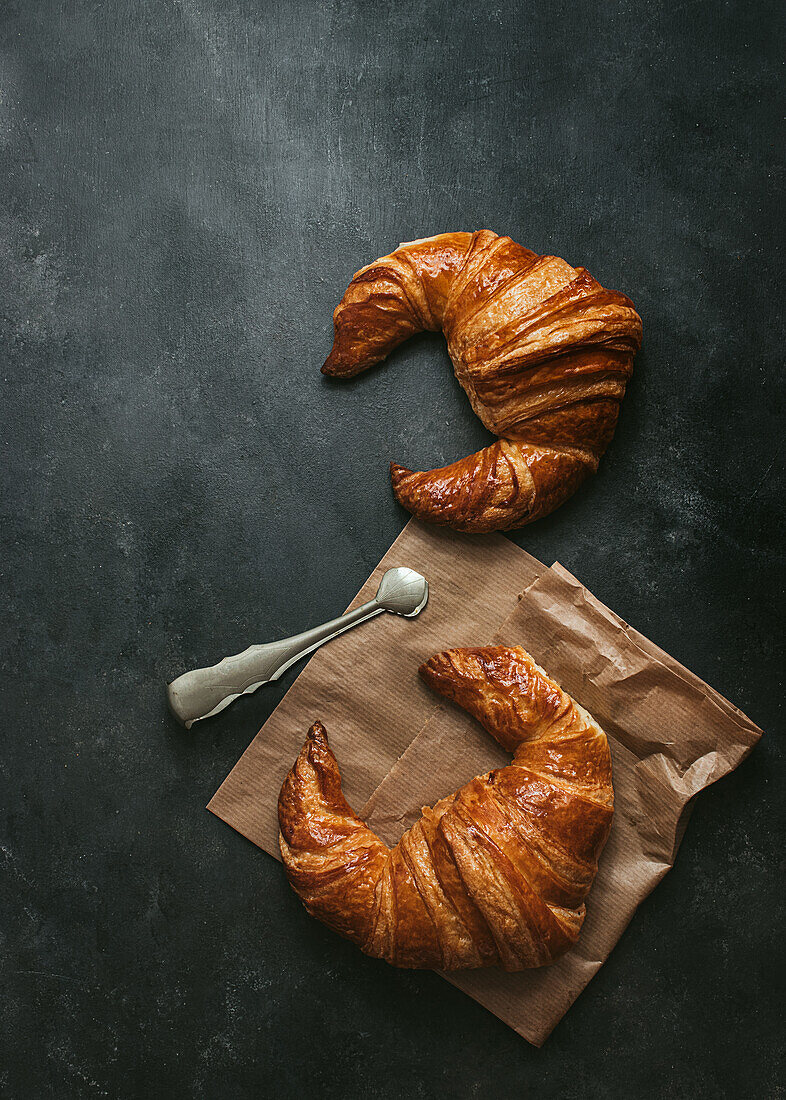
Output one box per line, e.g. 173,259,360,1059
307,720,328,742
390,463,414,492
418,652,448,684
322,350,350,376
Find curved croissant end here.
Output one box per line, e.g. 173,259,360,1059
278,647,614,971
323,231,641,532
278,721,389,944
390,439,597,534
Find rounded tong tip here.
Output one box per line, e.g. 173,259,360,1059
375,566,429,617
166,679,195,727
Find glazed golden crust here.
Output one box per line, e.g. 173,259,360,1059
323,231,642,532
278,646,614,971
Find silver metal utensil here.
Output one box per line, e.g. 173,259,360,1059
166,566,428,728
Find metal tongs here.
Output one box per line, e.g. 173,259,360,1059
166,567,428,728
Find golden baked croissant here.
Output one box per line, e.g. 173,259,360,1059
323,231,642,532
278,646,613,970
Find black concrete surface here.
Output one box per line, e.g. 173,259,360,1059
2,2,783,1097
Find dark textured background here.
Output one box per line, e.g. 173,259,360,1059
1,1,783,1096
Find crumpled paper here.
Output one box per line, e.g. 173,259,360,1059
208,520,762,1045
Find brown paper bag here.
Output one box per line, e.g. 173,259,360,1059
364,561,761,1043
208,522,762,1045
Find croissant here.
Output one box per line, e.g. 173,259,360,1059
323,231,642,533
278,646,614,971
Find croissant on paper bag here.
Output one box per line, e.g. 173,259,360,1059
323,231,642,533
278,647,614,971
